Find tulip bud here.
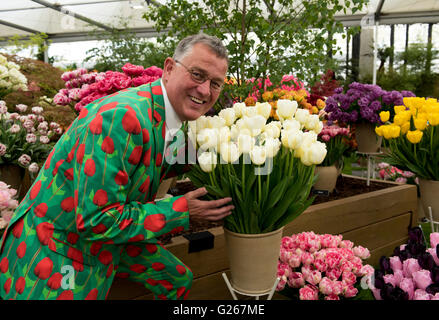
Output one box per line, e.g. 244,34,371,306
198,151,217,172
249,145,266,165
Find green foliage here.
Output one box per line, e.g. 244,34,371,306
84,28,170,72
0,33,50,59
144,0,366,89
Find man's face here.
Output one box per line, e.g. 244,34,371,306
162,43,228,121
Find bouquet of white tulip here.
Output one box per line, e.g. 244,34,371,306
187,100,327,234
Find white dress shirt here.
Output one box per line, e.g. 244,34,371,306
160,79,183,155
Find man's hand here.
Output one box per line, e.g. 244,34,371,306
184,187,234,222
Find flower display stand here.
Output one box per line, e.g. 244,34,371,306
221,272,280,300
107,175,418,300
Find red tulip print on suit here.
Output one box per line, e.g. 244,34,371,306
89,114,103,135
34,257,54,280
36,222,54,246
34,203,48,218
101,136,115,154
122,107,141,135
47,272,63,290
144,214,166,232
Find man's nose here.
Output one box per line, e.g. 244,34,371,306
196,80,211,96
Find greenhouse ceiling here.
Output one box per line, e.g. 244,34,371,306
0,0,438,44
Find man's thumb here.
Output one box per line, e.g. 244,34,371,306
187,187,208,199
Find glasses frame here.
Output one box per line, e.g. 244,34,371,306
175,60,224,92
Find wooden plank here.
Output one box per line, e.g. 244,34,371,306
283,184,417,236
341,212,412,251
366,236,409,268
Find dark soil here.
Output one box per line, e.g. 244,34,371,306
157,175,394,245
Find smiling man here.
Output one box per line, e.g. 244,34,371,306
0,33,233,300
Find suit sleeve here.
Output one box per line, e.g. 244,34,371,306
72,106,189,244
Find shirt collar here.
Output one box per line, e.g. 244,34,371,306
160,79,183,137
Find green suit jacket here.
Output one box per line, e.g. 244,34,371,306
0,79,190,300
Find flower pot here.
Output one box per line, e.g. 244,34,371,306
355,122,382,153
314,165,339,193
418,179,439,222
223,227,284,295
0,164,25,193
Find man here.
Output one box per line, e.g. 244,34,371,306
0,33,233,300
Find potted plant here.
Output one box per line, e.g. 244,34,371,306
314,124,351,193
276,231,375,300
186,99,327,294
324,83,415,153
0,101,63,193
376,96,439,221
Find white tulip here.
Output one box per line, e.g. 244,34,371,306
263,137,281,158
217,126,231,147
243,106,258,118
250,145,267,165
282,119,302,131
198,151,217,172
263,122,281,139
300,141,327,166
220,141,241,163
230,124,240,140
237,134,255,154
281,129,303,150
197,128,219,150
195,116,208,132
243,115,266,137
256,102,272,119
313,120,323,134
294,108,310,125
304,114,320,132
233,102,246,118
219,108,236,126
276,99,297,120
208,115,226,129
302,131,318,147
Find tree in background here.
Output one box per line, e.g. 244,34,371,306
144,0,365,105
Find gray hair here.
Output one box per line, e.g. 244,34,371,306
173,33,228,65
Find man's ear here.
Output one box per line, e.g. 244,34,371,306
162,58,175,82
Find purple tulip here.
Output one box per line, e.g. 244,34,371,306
418,252,435,271
408,227,424,244
426,283,439,295
380,256,392,273
374,269,385,289
431,266,439,283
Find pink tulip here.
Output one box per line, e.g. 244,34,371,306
305,270,322,286
414,289,431,300
371,287,382,300
403,258,421,278
430,293,439,300
412,270,432,290
430,233,439,249
343,285,358,298
324,294,340,300
353,246,371,259
389,256,403,271
399,278,415,300
299,285,319,300
383,274,397,287
427,248,439,265
393,269,404,287
288,272,305,288
319,277,333,296
301,252,314,265
288,254,301,268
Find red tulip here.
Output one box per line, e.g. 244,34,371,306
147,108,153,122
34,257,53,280
76,144,86,164
93,189,108,207
89,114,103,135
61,197,75,213
56,290,74,300
126,245,142,258
76,214,85,232
128,146,143,165
151,262,165,271
118,218,132,230
29,180,42,200
34,203,48,218
177,287,186,299
78,108,88,119
4,278,11,294
145,244,157,254
143,147,151,166
101,136,115,154
89,242,102,256
16,242,26,259
172,197,188,212
158,279,173,291
128,234,144,242
142,128,150,144
15,276,25,294
138,177,150,194
0,257,9,273
52,159,64,176
12,218,24,238
156,152,163,167
151,85,162,96
44,148,55,170
64,168,74,181
146,278,158,286
98,101,118,114
84,158,96,177
98,250,113,265
137,90,152,99
67,232,79,245
144,214,166,232
115,170,128,186
92,223,107,234
47,272,63,290
67,247,84,272
106,264,113,278
67,139,79,163
176,265,187,275
85,288,99,300
130,264,147,273
122,108,141,135
36,222,54,246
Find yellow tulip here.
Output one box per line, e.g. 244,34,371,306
389,125,401,138
375,125,384,137
394,105,407,114
428,113,439,126
379,111,390,122
400,122,411,134
406,130,423,144
414,118,427,131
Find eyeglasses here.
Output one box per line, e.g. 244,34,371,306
175,60,224,92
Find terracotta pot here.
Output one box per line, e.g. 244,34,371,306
314,165,339,193
224,227,283,295
355,122,382,153
418,179,439,221
0,164,25,193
